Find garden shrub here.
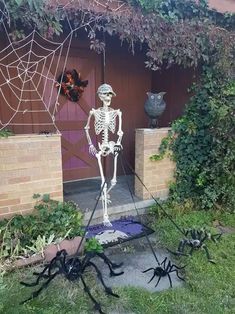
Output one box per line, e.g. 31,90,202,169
153,67,235,211
0,197,83,259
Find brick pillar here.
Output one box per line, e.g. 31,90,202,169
135,128,174,200
0,134,63,220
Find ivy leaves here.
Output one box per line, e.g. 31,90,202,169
4,0,235,74
5,0,62,39
167,68,235,211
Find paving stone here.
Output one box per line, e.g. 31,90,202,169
94,237,185,293
63,175,155,224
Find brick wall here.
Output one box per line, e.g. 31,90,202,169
0,134,63,220
135,128,174,200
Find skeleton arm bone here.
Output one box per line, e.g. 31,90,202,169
84,109,97,155
114,110,123,151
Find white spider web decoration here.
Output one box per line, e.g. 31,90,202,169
0,21,73,132
0,0,129,133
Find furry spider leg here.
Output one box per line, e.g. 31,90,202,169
78,260,119,314
96,252,124,276
167,273,173,288
168,264,186,281
211,233,222,243
87,261,119,298
162,258,173,288
20,251,66,287
164,259,186,287
166,261,173,287
155,275,162,287
80,275,106,314
143,267,155,284
20,270,60,304
20,264,52,287
20,251,69,303
201,244,216,264
167,240,190,256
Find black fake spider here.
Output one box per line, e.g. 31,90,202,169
168,228,222,263
143,257,185,288
20,249,123,314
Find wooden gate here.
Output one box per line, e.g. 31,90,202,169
55,48,102,181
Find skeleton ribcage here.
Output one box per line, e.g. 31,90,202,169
94,108,118,135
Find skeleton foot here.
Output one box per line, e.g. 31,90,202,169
103,217,112,227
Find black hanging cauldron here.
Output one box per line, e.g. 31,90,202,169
144,92,166,128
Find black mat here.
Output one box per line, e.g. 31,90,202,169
85,217,154,248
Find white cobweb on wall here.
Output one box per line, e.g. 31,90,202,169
0,0,129,133
0,25,73,132
0,19,74,132
0,0,89,132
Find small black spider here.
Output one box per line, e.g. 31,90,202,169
143,257,185,288
20,249,123,314
168,228,222,263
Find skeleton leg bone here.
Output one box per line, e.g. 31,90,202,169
107,152,118,195
96,152,112,226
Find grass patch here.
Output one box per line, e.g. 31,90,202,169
0,209,235,314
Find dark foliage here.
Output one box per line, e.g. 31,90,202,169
4,0,235,74
153,67,235,211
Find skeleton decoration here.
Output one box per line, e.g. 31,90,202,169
84,84,123,226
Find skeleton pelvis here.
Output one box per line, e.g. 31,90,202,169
98,141,115,156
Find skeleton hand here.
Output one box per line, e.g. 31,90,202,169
89,144,98,156
114,144,123,155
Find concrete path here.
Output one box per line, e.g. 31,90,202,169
64,177,184,292
95,236,185,293
63,176,155,224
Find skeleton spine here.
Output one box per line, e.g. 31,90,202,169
102,128,109,145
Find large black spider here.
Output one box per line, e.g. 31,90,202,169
168,228,222,263
20,249,123,314
143,257,185,288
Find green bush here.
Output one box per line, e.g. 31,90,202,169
0,197,83,259
152,68,235,211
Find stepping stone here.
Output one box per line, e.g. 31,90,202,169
95,247,184,292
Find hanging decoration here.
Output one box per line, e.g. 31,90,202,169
0,1,99,132
56,69,88,102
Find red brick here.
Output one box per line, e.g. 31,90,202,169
0,207,9,214
0,199,20,206
0,193,8,200
8,176,31,184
